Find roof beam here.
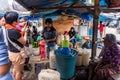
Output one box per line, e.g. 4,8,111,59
30,5,120,11
31,6,106,10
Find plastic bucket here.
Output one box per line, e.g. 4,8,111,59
55,49,78,79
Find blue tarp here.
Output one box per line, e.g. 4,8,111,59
80,13,93,21
23,9,93,21
16,0,110,21
0,12,4,16
100,0,108,6
23,9,117,22
99,15,118,21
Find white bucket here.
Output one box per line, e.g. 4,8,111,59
33,48,40,56
38,69,60,80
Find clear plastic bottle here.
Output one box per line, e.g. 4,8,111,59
49,50,56,69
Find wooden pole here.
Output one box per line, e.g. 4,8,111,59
91,0,100,60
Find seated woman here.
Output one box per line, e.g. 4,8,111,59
68,27,77,48
88,34,120,80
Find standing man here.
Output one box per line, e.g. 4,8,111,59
42,18,57,58
99,21,104,39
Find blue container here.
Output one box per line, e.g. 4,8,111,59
55,49,78,79
60,48,71,55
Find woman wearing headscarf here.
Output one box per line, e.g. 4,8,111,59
88,34,120,80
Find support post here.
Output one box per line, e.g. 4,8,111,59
91,0,100,60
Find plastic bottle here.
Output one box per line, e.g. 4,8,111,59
49,50,56,69
76,48,82,66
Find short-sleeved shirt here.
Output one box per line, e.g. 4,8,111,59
0,27,9,66
99,24,104,32
42,26,57,47
7,29,23,52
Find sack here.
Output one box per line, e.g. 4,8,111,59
38,69,60,80
35,61,49,75
20,47,30,58
75,69,88,80
24,47,31,56
107,0,120,8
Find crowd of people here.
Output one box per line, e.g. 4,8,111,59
0,11,120,80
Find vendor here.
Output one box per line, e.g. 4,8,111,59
88,34,120,80
42,18,57,58
68,27,76,48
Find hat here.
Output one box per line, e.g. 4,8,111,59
103,34,116,44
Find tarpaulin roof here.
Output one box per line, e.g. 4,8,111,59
15,0,119,21
15,0,108,13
